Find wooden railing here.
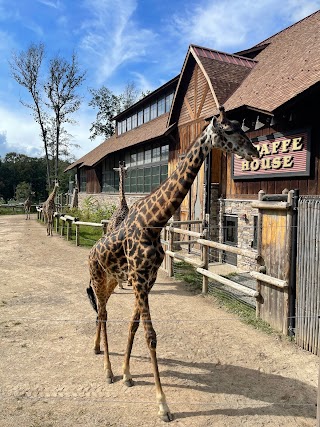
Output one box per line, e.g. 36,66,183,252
36,207,109,246
162,222,260,298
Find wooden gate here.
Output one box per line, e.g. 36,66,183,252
252,190,294,334
296,197,320,355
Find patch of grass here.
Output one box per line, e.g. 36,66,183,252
173,261,275,335
75,225,103,247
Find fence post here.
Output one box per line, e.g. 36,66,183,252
66,219,71,241
60,217,65,237
201,229,209,294
75,223,80,246
256,189,265,319
167,224,174,277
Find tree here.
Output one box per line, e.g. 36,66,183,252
10,43,51,187
88,86,121,140
44,53,86,180
10,44,86,188
88,81,142,141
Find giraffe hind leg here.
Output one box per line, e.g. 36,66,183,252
89,273,117,383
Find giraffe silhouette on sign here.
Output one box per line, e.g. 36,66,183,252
87,107,259,421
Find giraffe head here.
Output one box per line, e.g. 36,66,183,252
113,160,128,177
209,106,259,161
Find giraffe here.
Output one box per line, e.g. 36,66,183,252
106,160,129,289
42,181,59,236
86,106,259,422
24,192,34,220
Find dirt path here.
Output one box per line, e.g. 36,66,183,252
0,214,318,427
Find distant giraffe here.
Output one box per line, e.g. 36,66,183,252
106,161,129,289
24,197,30,219
43,181,59,236
87,107,259,421
24,192,34,220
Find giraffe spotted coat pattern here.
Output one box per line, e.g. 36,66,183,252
87,106,259,422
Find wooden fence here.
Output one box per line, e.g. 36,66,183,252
36,205,296,335
296,197,320,355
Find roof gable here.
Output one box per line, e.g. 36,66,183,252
168,44,256,126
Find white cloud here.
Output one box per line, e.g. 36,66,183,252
170,0,320,50
0,106,43,157
36,0,62,8
79,0,157,83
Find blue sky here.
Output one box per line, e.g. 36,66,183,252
0,0,319,160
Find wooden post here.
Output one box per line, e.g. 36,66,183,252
201,229,209,294
168,224,174,277
66,219,71,241
317,322,320,427
256,189,265,319
75,224,80,246
60,218,65,237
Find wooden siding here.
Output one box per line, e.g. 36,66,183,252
178,64,216,126
86,167,101,194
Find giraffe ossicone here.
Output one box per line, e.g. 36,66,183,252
87,106,259,422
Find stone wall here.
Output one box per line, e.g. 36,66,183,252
219,198,258,271
78,192,144,210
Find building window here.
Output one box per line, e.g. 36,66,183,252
126,117,132,132
150,101,157,120
79,168,87,192
165,92,174,112
138,110,143,126
102,142,169,194
132,113,137,129
115,90,175,135
144,105,150,123
158,96,165,115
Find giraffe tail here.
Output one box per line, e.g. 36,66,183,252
86,282,98,313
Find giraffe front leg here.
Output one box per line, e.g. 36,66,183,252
122,305,140,387
140,300,173,422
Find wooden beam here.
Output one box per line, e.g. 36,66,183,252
197,238,258,259
196,83,209,118
197,268,259,298
184,97,194,120
250,271,288,288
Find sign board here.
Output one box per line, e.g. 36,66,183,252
232,129,310,180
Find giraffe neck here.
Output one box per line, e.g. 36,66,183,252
119,169,126,205
138,123,217,228
48,185,58,202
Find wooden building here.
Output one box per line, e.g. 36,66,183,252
66,11,320,270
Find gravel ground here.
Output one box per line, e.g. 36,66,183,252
0,214,318,427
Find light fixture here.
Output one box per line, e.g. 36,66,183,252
241,118,250,132
289,113,293,121
270,116,277,126
254,115,265,130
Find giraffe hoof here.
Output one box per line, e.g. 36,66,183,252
106,376,114,384
159,412,174,422
124,378,134,387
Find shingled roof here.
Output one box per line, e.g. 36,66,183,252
225,11,320,113
65,113,170,171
